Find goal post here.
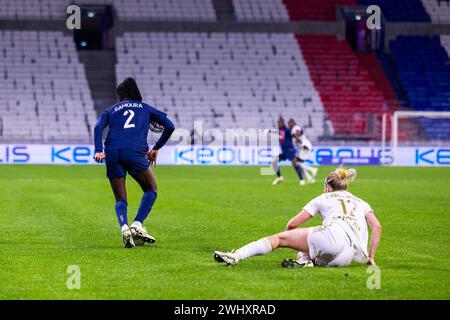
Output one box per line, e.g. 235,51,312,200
382,111,450,166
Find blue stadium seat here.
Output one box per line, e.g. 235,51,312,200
390,35,450,140
358,0,431,22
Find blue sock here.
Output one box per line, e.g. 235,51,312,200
276,169,281,177
293,165,304,180
115,200,128,227
134,190,157,223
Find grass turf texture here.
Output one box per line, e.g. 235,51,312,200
0,165,449,300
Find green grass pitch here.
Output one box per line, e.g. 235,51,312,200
0,165,449,299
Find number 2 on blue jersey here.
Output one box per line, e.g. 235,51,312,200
123,110,136,129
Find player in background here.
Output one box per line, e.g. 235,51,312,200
288,119,318,183
214,167,382,267
271,117,306,186
94,78,175,248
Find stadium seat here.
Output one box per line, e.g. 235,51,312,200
422,0,450,24
284,0,356,21
232,0,289,22
116,32,326,140
389,35,450,140
297,35,388,137
0,31,96,142
0,0,217,21
358,0,431,22
232,0,357,22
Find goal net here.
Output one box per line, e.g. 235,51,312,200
382,111,450,166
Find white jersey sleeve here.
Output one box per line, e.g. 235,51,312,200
303,195,324,217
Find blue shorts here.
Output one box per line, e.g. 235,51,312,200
279,148,297,161
105,148,150,179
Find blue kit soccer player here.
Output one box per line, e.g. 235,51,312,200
93,78,175,248
271,117,305,186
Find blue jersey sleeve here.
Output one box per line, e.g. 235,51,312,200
150,109,175,150
94,110,109,153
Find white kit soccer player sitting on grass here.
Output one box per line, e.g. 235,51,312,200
214,168,382,268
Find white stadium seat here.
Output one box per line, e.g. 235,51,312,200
422,0,450,24
232,0,289,22
116,32,326,140
0,0,216,21
0,31,96,143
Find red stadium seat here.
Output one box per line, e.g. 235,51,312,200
297,35,392,138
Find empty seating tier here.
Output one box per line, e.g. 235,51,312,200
297,35,387,137
0,0,216,21
0,31,96,143
116,32,326,140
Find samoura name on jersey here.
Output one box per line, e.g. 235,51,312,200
94,100,175,153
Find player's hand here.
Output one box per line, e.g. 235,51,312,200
147,148,159,166
94,152,105,163
367,257,376,266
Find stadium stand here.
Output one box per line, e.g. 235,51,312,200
232,0,357,21
297,35,387,138
116,32,326,140
440,34,450,56
232,0,289,22
390,35,450,140
422,0,450,24
357,53,400,111
358,0,431,22
284,0,356,21
0,31,97,142
0,0,217,21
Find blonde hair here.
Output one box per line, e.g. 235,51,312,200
325,167,357,191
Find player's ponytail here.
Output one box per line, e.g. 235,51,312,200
325,167,357,191
116,77,143,102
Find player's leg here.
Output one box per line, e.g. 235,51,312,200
305,163,318,181
298,160,312,181
125,149,158,244
109,177,135,248
214,228,310,266
105,149,135,248
109,177,128,226
291,157,306,186
272,154,285,185
131,167,157,223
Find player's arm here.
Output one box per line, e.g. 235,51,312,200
365,211,382,265
93,111,109,162
147,112,175,165
286,210,313,230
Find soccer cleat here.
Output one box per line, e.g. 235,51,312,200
130,226,157,244
299,180,306,186
213,251,240,266
281,259,314,268
272,176,284,186
122,228,135,248
307,178,316,184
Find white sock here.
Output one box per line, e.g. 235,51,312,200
131,221,142,229
297,251,311,262
300,163,312,180
121,224,129,232
235,238,272,260
272,156,280,175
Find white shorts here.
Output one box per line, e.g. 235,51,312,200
307,223,355,267
297,148,309,161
